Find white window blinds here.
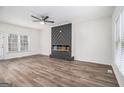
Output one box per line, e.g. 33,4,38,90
8,34,29,52
116,8,124,76
8,34,18,52
20,35,29,52
116,14,121,67
120,9,124,75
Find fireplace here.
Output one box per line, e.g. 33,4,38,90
50,23,74,61
52,45,70,52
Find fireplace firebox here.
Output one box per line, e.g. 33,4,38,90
52,45,70,52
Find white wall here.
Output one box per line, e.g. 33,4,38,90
72,17,112,65
40,17,112,65
40,25,51,56
0,22,41,59
112,7,124,87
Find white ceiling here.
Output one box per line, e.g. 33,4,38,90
0,6,114,30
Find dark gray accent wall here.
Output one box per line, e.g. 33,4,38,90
52,24,71,45
50,23,74,60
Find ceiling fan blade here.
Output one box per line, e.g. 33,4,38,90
33,20,41,22
45,20,55,23
44,16,49,20
31,15,41,20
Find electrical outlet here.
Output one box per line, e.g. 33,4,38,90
107,69,113,74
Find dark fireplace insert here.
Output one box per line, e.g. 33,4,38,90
52,45,70,52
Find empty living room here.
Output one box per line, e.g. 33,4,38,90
0,3,124,90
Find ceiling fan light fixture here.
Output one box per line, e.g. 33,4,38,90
40,21,45,25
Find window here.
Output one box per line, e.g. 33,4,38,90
20,35,29,52
115,8,124,76
0,33,4,58
120,8,124,75
8,34,18,52
8,34,29,52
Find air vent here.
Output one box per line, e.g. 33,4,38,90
107,69,113,74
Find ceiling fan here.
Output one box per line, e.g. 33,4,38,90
31,15,55,24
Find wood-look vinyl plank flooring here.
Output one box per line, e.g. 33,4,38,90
0,55,119,87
